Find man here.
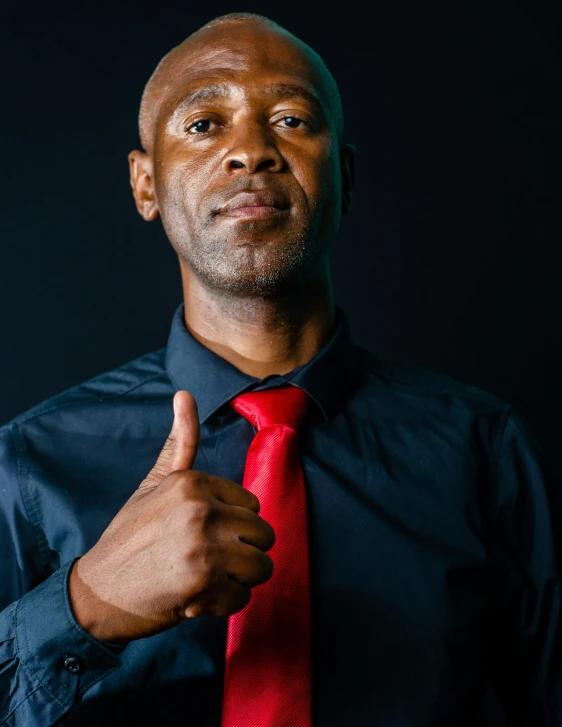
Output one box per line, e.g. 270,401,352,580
0,11,560,726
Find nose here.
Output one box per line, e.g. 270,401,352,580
221,120,284,175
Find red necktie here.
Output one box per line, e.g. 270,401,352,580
220,385,312,727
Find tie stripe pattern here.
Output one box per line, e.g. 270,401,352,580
220,385,312,727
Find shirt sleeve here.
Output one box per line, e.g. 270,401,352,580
0,423,124,726
487,408,562,724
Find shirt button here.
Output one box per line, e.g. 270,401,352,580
63,656,84,674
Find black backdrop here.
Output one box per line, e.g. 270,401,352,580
1,1,561,501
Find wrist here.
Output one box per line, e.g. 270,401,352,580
68,558,126,644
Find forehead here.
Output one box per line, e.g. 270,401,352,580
156,23,330,117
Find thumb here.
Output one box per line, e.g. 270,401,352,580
140,390,200,490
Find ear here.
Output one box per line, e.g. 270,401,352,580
340,143,356,215
128,150,159,221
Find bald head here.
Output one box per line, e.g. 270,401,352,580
138,12,344,154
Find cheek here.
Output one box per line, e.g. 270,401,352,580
153,140,208,209
308,153,342,214
301,142,341,199
311,154,343,234
155,164,205,233
155,159,186,203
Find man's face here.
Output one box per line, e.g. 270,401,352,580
131,22,354,297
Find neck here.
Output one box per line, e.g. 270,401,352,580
179,261,335,379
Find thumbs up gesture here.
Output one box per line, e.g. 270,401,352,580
68,391,274,644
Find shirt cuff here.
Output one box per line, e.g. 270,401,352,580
15,557,124,710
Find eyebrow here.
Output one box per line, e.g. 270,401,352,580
173,82,324,114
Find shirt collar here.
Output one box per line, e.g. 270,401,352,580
165,301,359,424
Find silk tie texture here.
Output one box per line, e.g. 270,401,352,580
220,385,312,727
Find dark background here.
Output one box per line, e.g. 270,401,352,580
1,0,561,496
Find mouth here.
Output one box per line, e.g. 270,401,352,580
220,205,288,219
216,190,290,220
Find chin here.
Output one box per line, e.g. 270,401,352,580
178,226,321,296
197,257,313,298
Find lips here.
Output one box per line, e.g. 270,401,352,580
218,190,290,215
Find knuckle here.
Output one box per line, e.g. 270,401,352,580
181,543,220,587
186,497,214,524
183,602,204,619
169,469,193,487
176,471,209,499
169,476,203,506
158,469,189,493
183,536,211,564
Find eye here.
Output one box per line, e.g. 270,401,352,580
279,115,307,129
185,118,216,134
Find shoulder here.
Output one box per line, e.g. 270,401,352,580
350,343,512,417
0,346,172,436
345,346,533,497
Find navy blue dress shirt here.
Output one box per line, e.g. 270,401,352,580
1,302,561,726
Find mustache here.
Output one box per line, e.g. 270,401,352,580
208,178,291,216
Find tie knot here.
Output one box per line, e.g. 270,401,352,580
230,385,309,431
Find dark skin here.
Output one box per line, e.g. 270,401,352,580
68,18,356,643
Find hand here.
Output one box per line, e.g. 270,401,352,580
68,390,274,644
